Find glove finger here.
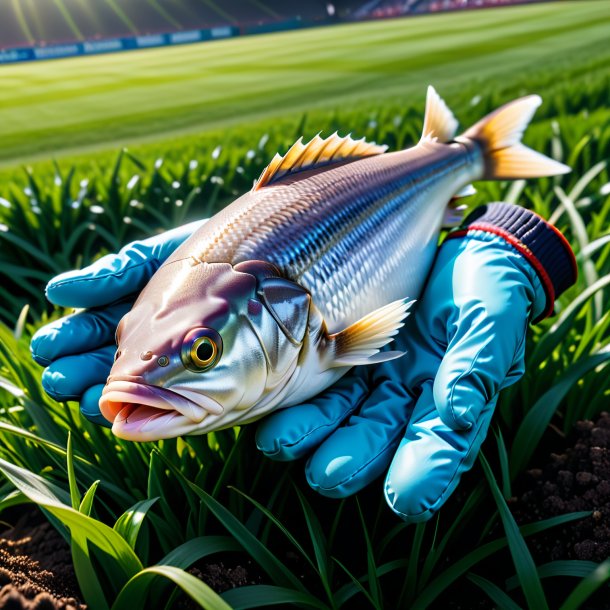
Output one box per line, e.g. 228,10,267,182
433,274,530,431
30,300,131,366
47,220,206,308
41,345,115,402
255,373,369,461
81,384,111,427
305,379,415,499
384,382,496,523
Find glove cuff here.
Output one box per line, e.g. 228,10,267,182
447,202,577,321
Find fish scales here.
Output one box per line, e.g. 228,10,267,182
175,143,475,332
100,87,571,441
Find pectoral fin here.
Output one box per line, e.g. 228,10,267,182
328,298,414,368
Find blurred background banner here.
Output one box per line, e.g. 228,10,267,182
0,26,239,65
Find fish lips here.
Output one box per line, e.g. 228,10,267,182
100,380,223,441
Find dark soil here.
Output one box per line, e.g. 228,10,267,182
175,559,264,609
0,511,84,610
512,411,610,563
509,411,610,609
191,560,263,593
0,508,263,610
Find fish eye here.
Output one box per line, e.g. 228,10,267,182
194,339,215,364
181,328,222,372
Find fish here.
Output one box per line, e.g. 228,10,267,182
99,86,569,441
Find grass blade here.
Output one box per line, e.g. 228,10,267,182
467,573,522,610
332,557,378,609
559,558,610,610
152,536,243,609
400,522,426,606
510,346,610,478
294,486,333,600
222,585,329,609
72,534,110,610
356,497,381,607
188,482,306,592
530,276,610,367
412,511,589,609
66,432,80,510
506,560,600,590
112,565,232,610
13,304,29,340
114,497,159,550
419,483,486,586
494,427,512,500
160,536,242,568
480,453,548,610
79,480,100,516
0,457,142,579
229,485,316,573
555,186,601,319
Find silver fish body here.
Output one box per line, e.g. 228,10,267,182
99,87,569,441
171,142,481,332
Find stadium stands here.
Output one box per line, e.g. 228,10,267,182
0,0,542,51
0,0,348,49
358,0,538,19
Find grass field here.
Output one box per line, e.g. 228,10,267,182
0,0,609,169
0,2,609,608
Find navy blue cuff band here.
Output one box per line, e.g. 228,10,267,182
448,203,577,320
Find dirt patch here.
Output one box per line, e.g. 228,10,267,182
192,559,262,592
513,411,610,563
0,508,267,610
0,510,84,609
174,558,264,609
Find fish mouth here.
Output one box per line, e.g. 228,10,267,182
100,380,223,442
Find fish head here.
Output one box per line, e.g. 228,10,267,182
100,258,311,441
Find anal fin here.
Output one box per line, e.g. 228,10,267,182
328,298,414,368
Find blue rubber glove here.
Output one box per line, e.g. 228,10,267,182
30,220,205,425
255,203,577,522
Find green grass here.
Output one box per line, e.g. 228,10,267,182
0,0,609,169
0,3,609,608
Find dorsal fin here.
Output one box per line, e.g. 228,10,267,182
421,85,458,143
253,132,387,190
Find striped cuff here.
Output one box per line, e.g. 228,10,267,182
446,203,577,321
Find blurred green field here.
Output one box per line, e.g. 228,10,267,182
0,0,609,169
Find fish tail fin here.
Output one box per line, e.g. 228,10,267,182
461,95,570,179
420,85,459,143
328,298,414,368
